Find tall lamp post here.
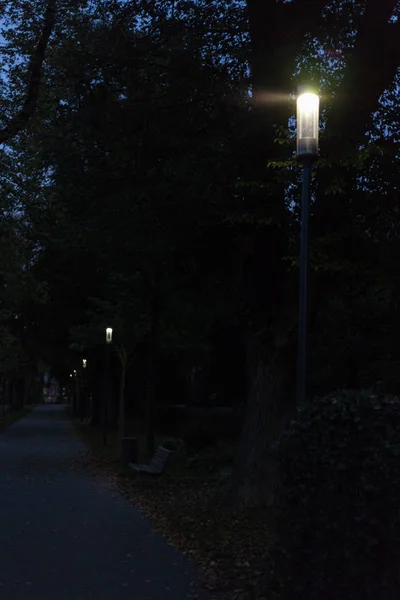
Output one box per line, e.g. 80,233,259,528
103,327,113,445
80,358,87,422
73,369,79,415
296,85,319,407
68,373,73,407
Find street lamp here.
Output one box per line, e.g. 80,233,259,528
103,327,113,445
296,87,319,158
296,84,319,407
82,358,87,369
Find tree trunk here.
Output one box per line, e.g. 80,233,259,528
227,264,330,508
79,385,87,422
91,394,102,425
11,380,18,410
118,364,127,446
23,374,32,406
146,297,160,458
1,377,5,416
102,345,112,444
90,373,103,425
5,379,10,405
75,374,81,417
228,330,297,507
4,379,10,412
14,378,25,410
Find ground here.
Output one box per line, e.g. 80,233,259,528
0,405,210,600
75,418,272,600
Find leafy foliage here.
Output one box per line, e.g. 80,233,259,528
14,0,246,374
269,390,400,599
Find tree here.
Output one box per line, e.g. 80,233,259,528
0,0,59,399
227,0,400,506
0,0,57,143
10,0,245,445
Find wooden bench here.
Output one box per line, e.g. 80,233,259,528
129,445,172,475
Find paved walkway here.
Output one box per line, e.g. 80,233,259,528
0,405,207,600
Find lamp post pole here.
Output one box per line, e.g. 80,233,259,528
73,369,79,417
103,328,113,446
69,373,73,407
80,358,87,422
297,158,312,407
296,85,319,407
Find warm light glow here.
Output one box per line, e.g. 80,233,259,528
296,87,319,158
106,327,113,343
69,373,73,378
82,359,87,368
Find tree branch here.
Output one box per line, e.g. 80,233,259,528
314,1,400,233
326,0,400,150
246,0,330,97
0,0,57,144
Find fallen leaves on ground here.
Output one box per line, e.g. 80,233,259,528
73,427,272,600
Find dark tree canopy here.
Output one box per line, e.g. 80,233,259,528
0,0,399,507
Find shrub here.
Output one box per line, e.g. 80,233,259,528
184,407,241,444
180,420,214,452
156,405,188,435
269,389,400,600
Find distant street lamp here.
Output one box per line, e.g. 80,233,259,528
103,327,113,445
71,369,80,416
296,84,319,407
80,359,88,421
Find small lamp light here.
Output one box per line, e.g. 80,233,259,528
73,369,77,376
106,327,113,344
69,373,73,378
82,358,87,368
296,85,319,160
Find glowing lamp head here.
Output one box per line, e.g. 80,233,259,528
296,86,319,159
82,359,87,368
106,327,113,344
